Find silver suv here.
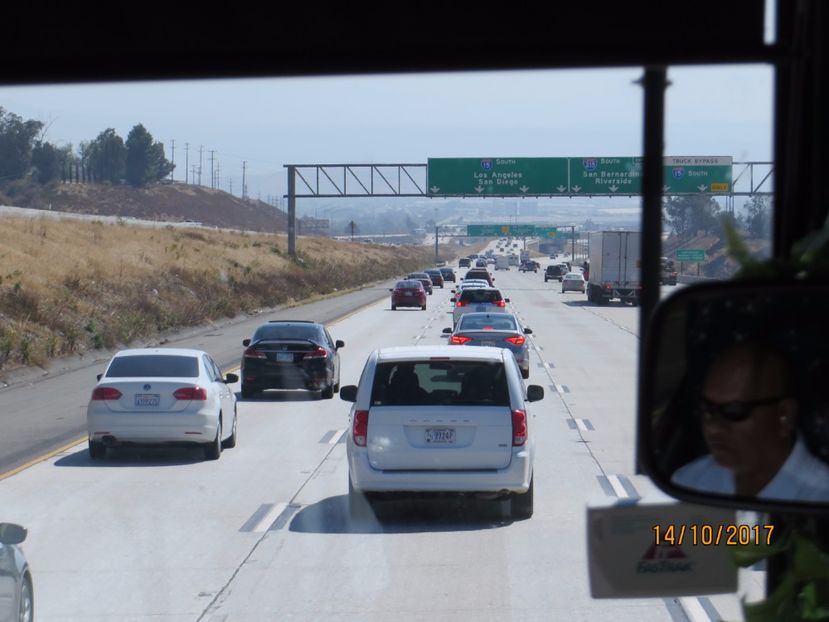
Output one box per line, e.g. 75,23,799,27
452,287,509,327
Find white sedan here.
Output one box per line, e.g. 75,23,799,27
340,346,545,520
87,348,238,460
561,272,586,293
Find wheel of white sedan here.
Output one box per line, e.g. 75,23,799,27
222,411,237,449
204,419,222,460
19,574,33,622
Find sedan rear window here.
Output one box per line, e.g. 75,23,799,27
396,280,422,289
460,289,502,303
370,361,509,406
254,325,322,342
459,315,517,331
106,355,199,378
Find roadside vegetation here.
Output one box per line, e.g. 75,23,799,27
0,217,444,371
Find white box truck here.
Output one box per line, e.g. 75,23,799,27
586,231,642,305
495,255,510,270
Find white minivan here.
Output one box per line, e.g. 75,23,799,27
340,346,545,520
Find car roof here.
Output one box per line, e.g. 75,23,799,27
261,320,321,326
112,348,207,358
458,312,518,323
376,345,507,362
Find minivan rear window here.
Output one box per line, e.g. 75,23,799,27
106,355,199,378
460,289,501,303
370,361,509,406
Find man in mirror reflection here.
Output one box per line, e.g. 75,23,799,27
672,340,829,501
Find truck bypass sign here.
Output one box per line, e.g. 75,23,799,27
427,157,732,197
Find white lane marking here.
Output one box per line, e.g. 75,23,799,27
329,429,346,445
606,475,630,499
576,419,589,432
555,383,566,394
678,597,713,622
249,502,287,533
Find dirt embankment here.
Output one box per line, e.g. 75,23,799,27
0,217,444,372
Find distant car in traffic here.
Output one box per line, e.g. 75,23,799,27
241,321,343,399
390,279,427,311
0,523,32,622
424,269,445,288
463,268,494,286
475,258,487,267
444,312,532,379
544,264,567,282
340,346,545,520
406,272,434,295
453,287,509,327
458,258,471,268
87,348,238,460
519,260,539,273
561,272,587,294
439,266,456,283
451,279,489,302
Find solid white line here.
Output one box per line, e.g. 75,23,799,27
249,502,287,533
576,419,589,432
607,475,630,499
678,597,712,622
329,429,346,445
556,383,566,394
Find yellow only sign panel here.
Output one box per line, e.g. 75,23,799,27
710,183,729,192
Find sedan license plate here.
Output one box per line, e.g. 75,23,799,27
404,292,413,296
134,394,160,407
475,305,488,312
425,428,456,444
276,352,293,362
480,341,496,347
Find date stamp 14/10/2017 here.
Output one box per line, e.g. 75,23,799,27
652,524,775,547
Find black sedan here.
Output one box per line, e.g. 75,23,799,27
241,321,343,399
443,312,532,379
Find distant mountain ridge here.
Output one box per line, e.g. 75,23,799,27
0,181,288,233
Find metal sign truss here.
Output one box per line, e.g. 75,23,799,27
287,164,427,198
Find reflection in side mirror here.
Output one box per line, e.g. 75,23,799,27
242,338,251,347
0,523,27,545
640,280,829,512
225,373,239,384
340,385,358,402
527,385,544,402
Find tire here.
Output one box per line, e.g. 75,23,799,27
204,419,222,460
510,476,534,519
334,381,340,393
321,383,334,399
89,441,106,460
421,304,427,310
19,574,33,622
544,277,549,282
391,304,396,310
521,367,530,380
241,384,256,399
222,411,237,448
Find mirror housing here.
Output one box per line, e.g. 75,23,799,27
442,327,452,334
335,340,345,349
225,373,239,384
504,298,510,303
639,279,829,514
527,385,544,402
242,338,251,347
96,373,103,381
340,385,358,402
0,523,27,545
523,327,532,334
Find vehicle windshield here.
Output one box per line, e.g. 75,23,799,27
0,62,775,621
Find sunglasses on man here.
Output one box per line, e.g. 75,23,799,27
696,396,787,422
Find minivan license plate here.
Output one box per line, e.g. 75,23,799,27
425,428,455,444
134,394,160,407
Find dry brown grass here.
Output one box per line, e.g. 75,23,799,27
0,216,443,371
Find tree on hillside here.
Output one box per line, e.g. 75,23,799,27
744,195,771,239
31,141,61,184
662,195,722,239
0,107,43,181
125,124,174,187
83,129,127,183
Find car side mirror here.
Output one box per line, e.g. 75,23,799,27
336,340,345,349
242,338,251,347
442,327,452,334
527,385,544,402
504,298,510,303
96,373,103,381
340,385,358,402
640,279,829,513
0,523,27,545
225,373,239,384
389,288,394,292
523,328,532,334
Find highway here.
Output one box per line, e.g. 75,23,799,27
0,247,758,621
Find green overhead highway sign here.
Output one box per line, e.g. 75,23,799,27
466,224,556,237
428,156,732,196
534,226,559,238
675,248,706,262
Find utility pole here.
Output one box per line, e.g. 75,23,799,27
192,165,197,186
571,225,576,260
184,143,189,184
242,161,247,200
216,162,221,192
209,150,215,189
229,177,233,196
198,145,203,186
170,139,175,181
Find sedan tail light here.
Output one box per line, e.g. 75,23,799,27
173,386,208,401
512,409,528,446
244,347,267,359
494,300,506,308
353,410,369,446
455,301,466,308
449,335,472,345
504,335,526,346
303,347,328,359
91,387,122,401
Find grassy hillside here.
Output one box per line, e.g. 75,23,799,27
0,216,442,371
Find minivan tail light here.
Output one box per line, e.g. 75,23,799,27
91,387,122,401
450,335,472,345
494,300,506,308
303,347,328,359
504,335,525,346
455,301,466,307
244,347,266,359
173,386,208,401
353,410,369,446
512,409,528,446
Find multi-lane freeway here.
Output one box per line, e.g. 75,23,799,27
0,246,759,621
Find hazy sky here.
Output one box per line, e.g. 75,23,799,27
0,64,773,200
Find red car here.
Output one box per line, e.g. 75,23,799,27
390,280,427,310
